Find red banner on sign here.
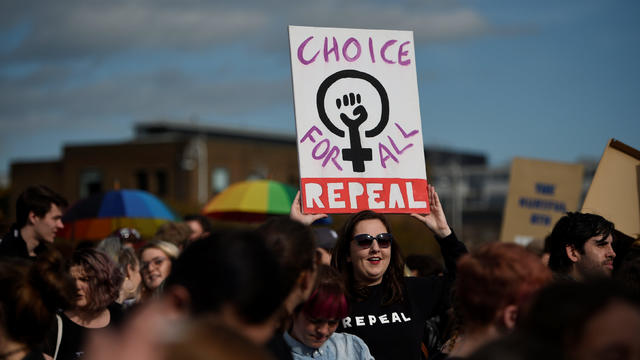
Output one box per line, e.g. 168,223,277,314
301,178,429,213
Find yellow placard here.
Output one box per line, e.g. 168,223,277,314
500,158,584,244
582,139,640,238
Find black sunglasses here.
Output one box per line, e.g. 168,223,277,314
353,233,393,249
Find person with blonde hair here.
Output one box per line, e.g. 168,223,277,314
138,240,179,302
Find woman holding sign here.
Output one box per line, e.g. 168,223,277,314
292,185,467,360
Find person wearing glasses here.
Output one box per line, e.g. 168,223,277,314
292,185,467,360
138,240,179,302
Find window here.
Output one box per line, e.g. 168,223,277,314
156,170,167,196
79,169,103,198
136,170,148,191
211,167,229,193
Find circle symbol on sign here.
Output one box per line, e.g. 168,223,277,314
316,70,390,172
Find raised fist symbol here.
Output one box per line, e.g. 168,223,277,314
337,93,368,128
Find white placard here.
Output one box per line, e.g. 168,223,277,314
289,25,428,213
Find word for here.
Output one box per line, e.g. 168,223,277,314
342,312,412,328
535,182,555,195
518,197,566,213
301,178,428,213
299,123,419,171
296,36,412,66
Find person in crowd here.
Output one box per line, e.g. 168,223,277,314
404,254,445,357
259,217,317,318
138,240,179,302
163,229,287,345
96,233,143,308
614,239,640,298
285,265,374,360
312,227,338,266
257,217,318,360
293,185,467,360
546,212,616,281
463,332,559,360
96,228,142,259
163,318,276,360
0,185,67,260
183,215,213,243
152,222,192,250
84,229,287,360
0,246,75,360
405,254,444,278
95,236,123,263
517,279,640,360
43,248,124,360
445,243,552,358
115,247,142,308
113,227,142,248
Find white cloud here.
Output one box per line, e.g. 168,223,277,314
2,0,494,63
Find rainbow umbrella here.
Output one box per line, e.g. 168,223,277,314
59,189,177,241
202,179,298,222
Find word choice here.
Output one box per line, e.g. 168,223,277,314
296,36,412,66
301,178,428,213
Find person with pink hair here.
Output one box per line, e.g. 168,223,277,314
285,265,373,359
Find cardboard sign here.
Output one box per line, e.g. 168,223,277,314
500,158,584,244
289,26,428,214
582,139,640,238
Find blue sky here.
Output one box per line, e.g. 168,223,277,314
1,0,639,185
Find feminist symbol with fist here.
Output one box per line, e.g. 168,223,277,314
316,70,389,172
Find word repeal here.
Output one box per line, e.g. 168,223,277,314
301,178,429,213
342,312,412,328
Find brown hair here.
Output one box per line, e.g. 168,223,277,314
153,222,193,249
455,242,552,328
15,184,67,228
0,246,75,348
258,217,316,299
70,248,123,313
331,210,405,305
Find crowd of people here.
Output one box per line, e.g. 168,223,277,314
0,184,639,360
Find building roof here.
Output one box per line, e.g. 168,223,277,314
134,121,296,145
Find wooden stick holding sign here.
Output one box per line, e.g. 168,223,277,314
289,25,429,214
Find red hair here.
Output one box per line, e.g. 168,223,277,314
300,265,348,320
455,242,552,328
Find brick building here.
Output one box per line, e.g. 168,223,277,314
8,121,502,254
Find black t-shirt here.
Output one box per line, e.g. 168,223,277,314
43,304,124,360
338,231,466,360
0,226,45,261
338,277,448,360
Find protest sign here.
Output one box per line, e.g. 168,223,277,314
582,139,640,238
500,158,584,244
289,25,428,214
